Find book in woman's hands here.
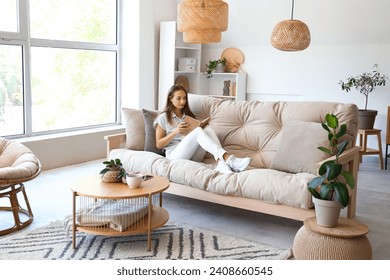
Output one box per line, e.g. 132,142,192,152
182,116,210,135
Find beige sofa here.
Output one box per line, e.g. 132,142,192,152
105,94,360,221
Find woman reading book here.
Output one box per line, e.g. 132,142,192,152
154,84,251,174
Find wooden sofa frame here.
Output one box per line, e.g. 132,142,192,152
105,133,360,221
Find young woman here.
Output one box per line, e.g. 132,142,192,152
154,84,251,174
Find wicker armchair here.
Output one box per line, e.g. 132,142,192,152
0,137,41,235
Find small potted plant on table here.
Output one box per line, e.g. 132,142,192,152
307,114,355,227
99,158,126,183
339,64,388,129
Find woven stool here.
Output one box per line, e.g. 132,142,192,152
293,217,372,260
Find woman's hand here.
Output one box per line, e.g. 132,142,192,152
177,121,190,135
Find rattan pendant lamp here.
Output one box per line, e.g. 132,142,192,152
271,0,311,51
177,0,228,44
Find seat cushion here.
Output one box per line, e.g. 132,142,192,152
0,138,41,185
110,148,314,209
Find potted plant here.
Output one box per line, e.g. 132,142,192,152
99,158,126,183
205,57,228,78
307,113,355,227
339,64,388,129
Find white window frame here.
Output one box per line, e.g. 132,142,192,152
0,0,121,138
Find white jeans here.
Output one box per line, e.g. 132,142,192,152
166,126,226,162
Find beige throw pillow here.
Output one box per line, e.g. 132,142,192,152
270,119,330,175
121,108,145,150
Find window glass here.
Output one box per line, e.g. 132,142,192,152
0,0,18,33
30,0,116,44
31,47,116,132
0,45,24,136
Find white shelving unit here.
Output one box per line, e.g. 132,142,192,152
158,21,201,110
158,21,247,109
199,72,247,101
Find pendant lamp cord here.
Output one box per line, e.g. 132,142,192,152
290,0,295,20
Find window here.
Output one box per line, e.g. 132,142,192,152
0,0,119,137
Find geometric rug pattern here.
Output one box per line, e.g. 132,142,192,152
0,220,292,260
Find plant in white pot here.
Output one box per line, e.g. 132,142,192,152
307,114,355,227
339,64,388,129
205,57,228,78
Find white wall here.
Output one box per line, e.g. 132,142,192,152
151,0,390,151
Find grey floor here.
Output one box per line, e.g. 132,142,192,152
1,158,389,260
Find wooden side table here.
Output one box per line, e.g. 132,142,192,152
293,217,372,260
358,128,384,169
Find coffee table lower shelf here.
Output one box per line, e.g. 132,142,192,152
73,206,169,250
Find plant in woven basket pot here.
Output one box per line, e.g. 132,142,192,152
307,114,355,227
339,64,388,129
99,159,126,183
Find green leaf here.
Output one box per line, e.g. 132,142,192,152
308,187,321,198
321,123,330,132
319,161,333,175
308,176,326,189
318,146,331,155
325,114,338,129
336,124,347,138
341,170,355,189
326,162,342,180
319,183,333,200
336,141,348,157
333,182,350,207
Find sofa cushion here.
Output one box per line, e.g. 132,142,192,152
122,108,145,150
142,109,164,155
110,148,314,209
270,119,330,175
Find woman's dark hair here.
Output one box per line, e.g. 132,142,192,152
164,84,195,124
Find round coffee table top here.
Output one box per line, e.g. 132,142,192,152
304,217,369,238
71,174,169,199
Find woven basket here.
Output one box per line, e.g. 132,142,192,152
271,19,311,51
101,170,121,183
177,0,228,44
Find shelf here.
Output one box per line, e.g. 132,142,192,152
75,206,169,237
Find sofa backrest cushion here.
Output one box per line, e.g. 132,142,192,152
122,108,145,150
188,94,358,173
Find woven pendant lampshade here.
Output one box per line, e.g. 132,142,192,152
177,0,228,44
271,0,311,51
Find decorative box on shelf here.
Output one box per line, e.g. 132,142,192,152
178,57,197,72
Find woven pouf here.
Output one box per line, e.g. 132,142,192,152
293,217,372,260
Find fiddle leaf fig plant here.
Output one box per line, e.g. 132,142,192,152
339,64,388,110
307,114,355,207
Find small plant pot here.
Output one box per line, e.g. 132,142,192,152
215,64,225,73
100,170,121,183
312,197,343,228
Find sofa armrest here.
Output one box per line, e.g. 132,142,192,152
316,146,360,219
104,133,126,158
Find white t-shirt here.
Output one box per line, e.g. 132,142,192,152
153,112,186,155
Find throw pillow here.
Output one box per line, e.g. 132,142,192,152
142,109,164,155
270,119,330,175
122,108,145,150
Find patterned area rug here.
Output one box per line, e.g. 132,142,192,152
0,219,292,260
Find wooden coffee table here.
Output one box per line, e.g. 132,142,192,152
71,174,169,251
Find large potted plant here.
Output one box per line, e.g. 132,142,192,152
339,64,388,129
307,114,355,227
